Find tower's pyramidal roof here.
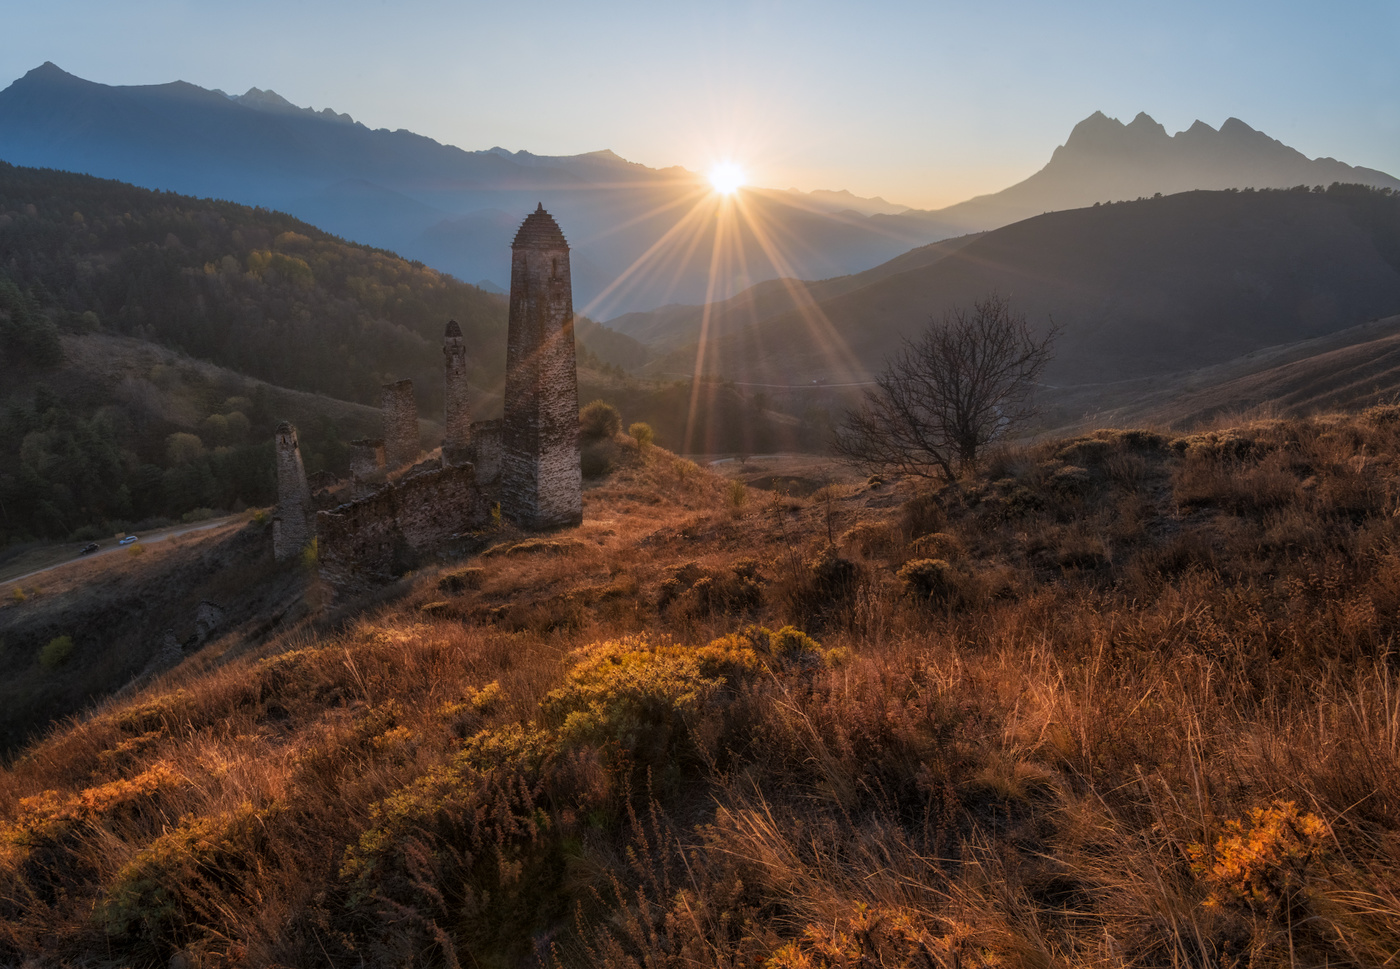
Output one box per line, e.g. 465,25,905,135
445,319,462,338
512,203,569,249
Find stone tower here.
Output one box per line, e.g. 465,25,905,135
501,204,582,529
382,378,420,469
443,319,471,448
273,421,313,561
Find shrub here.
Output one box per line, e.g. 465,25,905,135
1189,800,1331,915
543,636,726,769
727,478,748,510
438,566,486,593
840,522,900,558
908,531,964,560
97,802,283,958
580,399,623,440
38,635,74,669
1048,464,1092,498
806,544,858,596
900,490,945,539
898,558,959,604
629,421,654,448
658,560,766,617
300,537,318,570
581,440,614,478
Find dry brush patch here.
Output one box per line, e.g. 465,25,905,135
3,418,1400,965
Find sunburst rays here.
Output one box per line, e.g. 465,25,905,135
570,171,872,454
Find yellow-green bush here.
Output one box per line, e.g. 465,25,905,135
38,635,74,669
97,801,283,957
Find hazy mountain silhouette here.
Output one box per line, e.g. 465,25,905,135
3,64,1395,316
914,111,1400,232
0,63,948,314
648,186,1400,390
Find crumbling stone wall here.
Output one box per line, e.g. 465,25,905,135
317,465,488,589
465,419,503,484
443,319,471,448
349,438,386,480
273,421,313,561
382,379,421,470
501,205,583,530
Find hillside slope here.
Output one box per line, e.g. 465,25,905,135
606,233,983,352
4,416,1400,965
675,185,1400,387
1029,313,1400,430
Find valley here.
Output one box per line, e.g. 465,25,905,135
1,42,1399,967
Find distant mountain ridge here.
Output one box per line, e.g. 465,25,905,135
0,63,949,314
2,63,1396,319
923,110,1400,231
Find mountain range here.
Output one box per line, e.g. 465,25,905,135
638,185,1400,396
2,63,1396,317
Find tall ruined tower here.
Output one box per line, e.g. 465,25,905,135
443,319,471,448
382,379,420,469
501,204,582,529
273,421,313,561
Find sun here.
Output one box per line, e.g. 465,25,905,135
708,162,746,195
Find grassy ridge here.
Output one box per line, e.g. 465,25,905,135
4,413,1400,965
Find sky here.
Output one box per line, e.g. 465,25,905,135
3,0,1397,210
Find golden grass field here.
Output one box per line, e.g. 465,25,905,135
4,414,1400,967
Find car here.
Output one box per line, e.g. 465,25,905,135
118,535,138,545
79,542,100,555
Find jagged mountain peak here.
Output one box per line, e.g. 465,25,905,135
233,86,355,124
1219,116,1258,136
1126,111,1167,135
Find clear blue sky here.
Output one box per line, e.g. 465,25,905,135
4,0,1397,208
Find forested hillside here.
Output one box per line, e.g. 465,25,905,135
0,161,509,404
0,163,814,547
0,162,507,546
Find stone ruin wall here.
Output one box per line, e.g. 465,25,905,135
382,379,421,470
283,207,586,590
443,319,472,448
349,439,386,480
464,419,502,484
273,421,313,561
501,207,583,530
317,465,487,589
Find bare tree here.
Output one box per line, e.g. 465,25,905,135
834,294,1056,480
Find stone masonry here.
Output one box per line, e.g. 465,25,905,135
272,421,313,561
382,379,420,470
349,439,386,481
316,465,488,590
501,204,583,529
443,319,471,448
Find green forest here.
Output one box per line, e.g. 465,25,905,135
0,163,513,547
0,161,511,402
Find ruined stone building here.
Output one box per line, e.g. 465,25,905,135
443,320,471,449
381,379,421,469
274,204,584,588
272,422,313,561
501,204,583,530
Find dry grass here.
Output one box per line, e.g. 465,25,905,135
4,414,1400,967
